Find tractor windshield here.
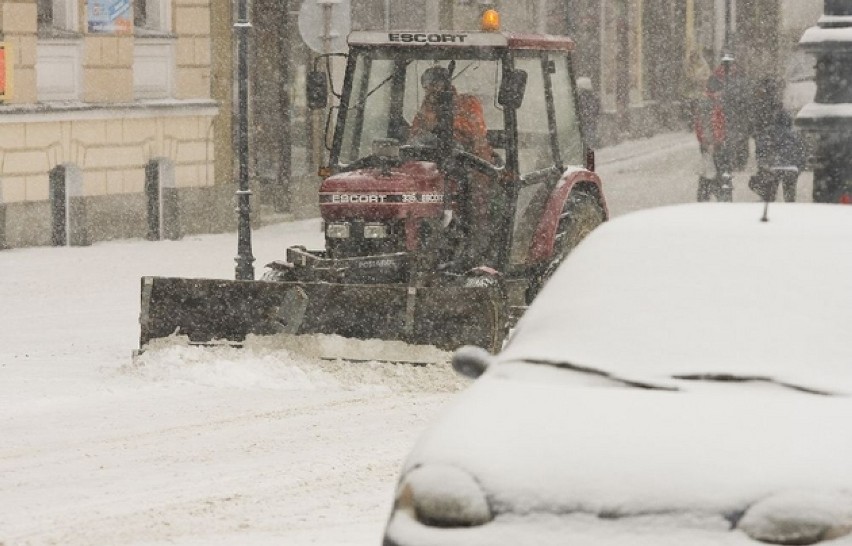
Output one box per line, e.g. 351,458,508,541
335,48,507,166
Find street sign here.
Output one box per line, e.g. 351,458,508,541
297,0,351,54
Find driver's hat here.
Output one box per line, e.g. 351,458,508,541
421,66,451,88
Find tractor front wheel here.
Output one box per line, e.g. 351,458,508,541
528,191,604,303
260,266,296,283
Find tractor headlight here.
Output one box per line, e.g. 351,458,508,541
326,222,351,239
394,464,492,527
363,223,388,239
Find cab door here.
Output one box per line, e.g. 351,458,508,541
507,51,579,267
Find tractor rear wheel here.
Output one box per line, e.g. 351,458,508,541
260,266,296,282
528,191,604,303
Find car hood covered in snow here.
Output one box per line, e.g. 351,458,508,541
402,366,852,519
391,204,852,544
499,203,852,395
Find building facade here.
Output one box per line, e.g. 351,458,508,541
0,0,229,249
0,0,792,247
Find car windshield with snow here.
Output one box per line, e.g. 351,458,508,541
382,203,852,546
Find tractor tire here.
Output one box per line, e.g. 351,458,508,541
528,191,604,303
260,267,295,282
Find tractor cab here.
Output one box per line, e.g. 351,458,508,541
306,24,596,275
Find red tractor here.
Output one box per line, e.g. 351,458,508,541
140,12,608,353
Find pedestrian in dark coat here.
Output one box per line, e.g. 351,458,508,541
749,79,806,202
576,76,600,148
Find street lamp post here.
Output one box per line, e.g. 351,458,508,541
234,0,255,280
724,0,732,56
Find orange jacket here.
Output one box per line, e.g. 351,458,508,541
410,89,493,161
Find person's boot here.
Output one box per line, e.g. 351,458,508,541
766,178,780,202
749,174,766,201
783,184,796,202
718,173,733,202
697,178,712,202
782,175,797,202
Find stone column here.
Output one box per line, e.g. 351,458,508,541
66,165,90,247
795,0,852,203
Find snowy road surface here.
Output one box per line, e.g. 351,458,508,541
597,131,812,214
0,132,812,545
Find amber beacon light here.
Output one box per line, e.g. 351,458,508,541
481,9,500,32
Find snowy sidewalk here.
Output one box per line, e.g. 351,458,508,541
597,131,813,217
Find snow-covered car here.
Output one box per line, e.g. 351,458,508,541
382,203,852,546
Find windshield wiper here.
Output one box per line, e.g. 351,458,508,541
451,62,477,80
673,374,833,396
517,358,678,391
351,60,412,111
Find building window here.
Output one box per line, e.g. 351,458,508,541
133,0,174,98
37,0,79,36
134,0,172,35
36,0,82,101
133,39,174,99
36,39,83,101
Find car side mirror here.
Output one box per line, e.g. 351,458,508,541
451,345,492,379
498,69,527,110
306,70,328,110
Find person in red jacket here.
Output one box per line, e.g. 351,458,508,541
694,75,733,201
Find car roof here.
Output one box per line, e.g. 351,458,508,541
498,203,852,394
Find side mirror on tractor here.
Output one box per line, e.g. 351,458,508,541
585,146,596,171
306,70,328,110
498,69,528,109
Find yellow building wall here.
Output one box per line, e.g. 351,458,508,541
0,109,216,203
0,0,230,247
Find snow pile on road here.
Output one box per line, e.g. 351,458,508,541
126,334,468,393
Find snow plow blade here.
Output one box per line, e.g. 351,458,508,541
139,276,506,353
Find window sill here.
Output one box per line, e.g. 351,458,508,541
134,29,177,39
37,28,83,40
0,100,219,123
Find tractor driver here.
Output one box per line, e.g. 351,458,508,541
409,66,498,265
409,66,493,162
